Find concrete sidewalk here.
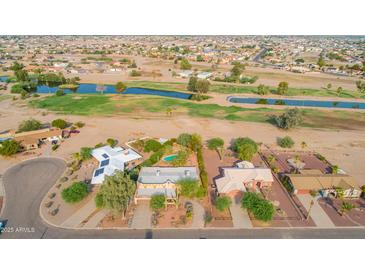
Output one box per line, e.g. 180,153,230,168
61,198,98,228
83,209,109,228
298,194,335,228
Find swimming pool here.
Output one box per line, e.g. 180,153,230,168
227,96,365,110
163,154,178,162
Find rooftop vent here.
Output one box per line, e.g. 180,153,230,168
185,170,190,176
156,170,161,176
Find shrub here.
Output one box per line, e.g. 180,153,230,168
52,144,59,151
52,118,68,129
241,192,274,222
144,139,162,152
215,196,232,212
55,89,65,96
150,194,166,211
129,70,141,77
0,140,21,156
80,147,92,161
11,83,26,94
278,136,294,148
18,118,42,132
106,138,117,148
232,137,258,161
232,137,257,152
61,182,88,203
75,121,85,128
115,81,126,92
274,108,303,129
171,150,189,167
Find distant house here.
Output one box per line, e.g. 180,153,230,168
13,128,63,150
215,162,274,198
285,170,361,198
197,72,212,79
178,70,193,78
135,167,198,204
91,145,142,184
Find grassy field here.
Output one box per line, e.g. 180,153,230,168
29,94,365,130
126,81,365,99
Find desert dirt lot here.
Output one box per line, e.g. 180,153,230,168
1,96,365,185
66,55,360,91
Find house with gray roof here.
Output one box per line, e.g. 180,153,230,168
135,167,198,204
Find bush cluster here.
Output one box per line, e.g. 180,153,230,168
241,192,275,222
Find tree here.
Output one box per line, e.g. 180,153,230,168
301,141,307,149
257,84,269,95
15,69,29,82
336,87,343,96
177,178,199,198
95,171,136,217
274,108,303,129
18,119,42,132
232,137,257,153
10,61,25,71
355,80,365,93
61,182,88,203
106,138,117,148
80,147,92,161
237,143,257,161
326,83,332,90
187,76,198,92
150,194,166,211
180,58,192,70
317,57,326,68
215,196,232,212
51,119,68,129
306,189,318,220
177,133,192,147
0,140,21,156
189,133,202,152
277,82,289,95
143,139,162,152
207,138,224,160
278,136,295,148
241,192,274,222
196,79,210,94
115,81,126,93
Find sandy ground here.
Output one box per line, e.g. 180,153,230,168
60,54,360,91
1,97,365,184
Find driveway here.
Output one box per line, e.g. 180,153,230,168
130,202,152,229
298,194,335,228
191,200,204,228
230,197,253,228
0,157,66,238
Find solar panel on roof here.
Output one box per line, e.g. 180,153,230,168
102,153,109,159
100,159,110,167
94,168,104,177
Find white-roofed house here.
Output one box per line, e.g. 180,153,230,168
135,167,199,204
91,145,142,184
215,163,273,198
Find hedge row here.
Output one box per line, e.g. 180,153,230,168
196,146,208,190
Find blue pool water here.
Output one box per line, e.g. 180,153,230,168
0,76,8,82
227,96,365,110
163,154,178,162
36,83,192,99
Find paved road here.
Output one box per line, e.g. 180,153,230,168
1,158,365,239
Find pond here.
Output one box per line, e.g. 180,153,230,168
0,76,9,82
36,83,192,99
227,96,365,110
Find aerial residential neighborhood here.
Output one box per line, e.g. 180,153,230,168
0,34,365,239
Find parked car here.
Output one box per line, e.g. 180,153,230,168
0,220,4,234
69,130,80,134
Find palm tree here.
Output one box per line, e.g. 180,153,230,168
207,138,224,160
301,141,307,149
306,189,318,220
166,107,172,117
331,165,339,174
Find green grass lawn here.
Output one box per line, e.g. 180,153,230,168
29,94,365,130
126,80,365,99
